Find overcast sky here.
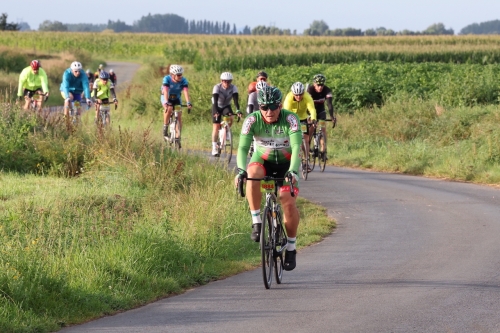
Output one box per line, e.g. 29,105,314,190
4,0,500,34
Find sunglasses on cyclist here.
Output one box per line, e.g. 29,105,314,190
258,77,267,82
259,103,279,111
175,74,183,78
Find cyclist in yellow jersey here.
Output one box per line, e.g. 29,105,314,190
17,60,49,111
283,82,317,169
92,71,118,122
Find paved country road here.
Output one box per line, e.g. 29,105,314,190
104,61,141,93
61,165,500,333
60,63,500,332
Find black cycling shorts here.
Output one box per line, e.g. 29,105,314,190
212,106,233,124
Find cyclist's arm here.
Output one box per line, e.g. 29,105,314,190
286,113,303,174
82,72,91,99
212,93,220,113
182,86,190,105
237,115,255,170
61,71,71,99
110,86,117,100
232,92,240,111
18,68,28,97
282,92,294,112
162,85,169,104
92,79,98,99
39,68,49,93
305,93,317,121
326,96,334,118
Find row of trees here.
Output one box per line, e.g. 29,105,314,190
303,20,454,36
39,14,242,35
0,13,19,31
7,12,500,36
460,19,500,35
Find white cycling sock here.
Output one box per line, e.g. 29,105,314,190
212,142,217,149
251,210,261,225
287,237,296,251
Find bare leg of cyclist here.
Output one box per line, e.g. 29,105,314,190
212,123,221,155
247,163,265,241
279,191,299,238
23,97,30,111
163,105,173,137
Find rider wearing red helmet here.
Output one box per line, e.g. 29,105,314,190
17,60,50,111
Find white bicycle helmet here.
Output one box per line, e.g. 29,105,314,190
169,64,184,75
71,61,82,71
109,69,114,73
220,72,233,80
255,80,268,91
291,82,305,95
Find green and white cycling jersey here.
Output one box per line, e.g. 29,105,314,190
237,109,303,174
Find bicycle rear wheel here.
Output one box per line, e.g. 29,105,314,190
320,150,327,172
274,207,286,284
300,140,309,181
261,207,274,289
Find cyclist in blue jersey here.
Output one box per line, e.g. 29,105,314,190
60,61,92,120
161,64,192,145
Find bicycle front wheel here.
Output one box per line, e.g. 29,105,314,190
224,126,233,164
274,207,286,284
261,207,274,289
300,140,309,181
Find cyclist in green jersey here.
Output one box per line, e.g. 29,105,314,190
235,86,302,271
17,60,49,111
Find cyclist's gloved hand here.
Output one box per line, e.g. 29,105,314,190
113,98,118,103
235,168,248,188
86,98,92,107
65,98,71,104
332,116,337,128
285,170,299,185
186,101,192,114
312,119,318,128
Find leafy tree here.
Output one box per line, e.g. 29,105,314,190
343,28,363,36
305,20,329,36
39,20,67,31
365,29,377,36
0,13,19,31
460,20,500,35
134,13,188,33
423,23,454,35
108,19,132,32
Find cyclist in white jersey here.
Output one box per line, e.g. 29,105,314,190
211,72,242,156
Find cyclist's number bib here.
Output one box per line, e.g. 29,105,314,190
260,180,275,193
169,94,177,100
301,124,307,133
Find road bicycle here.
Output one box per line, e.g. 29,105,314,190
310,119,332,172
28,92,48,113
164,104,186,150
215,115,239,164
96,100,117,128
238,174,295,289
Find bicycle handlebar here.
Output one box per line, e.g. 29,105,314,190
237,176,295,198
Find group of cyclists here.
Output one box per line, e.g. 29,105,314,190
17,59,118,124
159,64,337,271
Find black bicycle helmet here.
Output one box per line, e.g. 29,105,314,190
313,74,326,85
257,86,282,105
99,71,110,80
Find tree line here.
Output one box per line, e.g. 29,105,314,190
4,12,500,36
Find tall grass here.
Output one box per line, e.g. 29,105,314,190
0,100,335,332
326,98,500,183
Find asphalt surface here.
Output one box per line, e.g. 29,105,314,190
60,163,500,333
